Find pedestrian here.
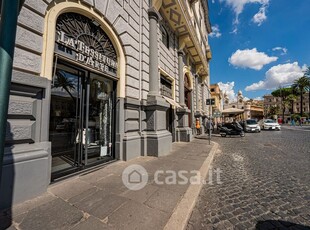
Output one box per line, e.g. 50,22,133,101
195,118,201,135
206,119,213,135
291,119,295,126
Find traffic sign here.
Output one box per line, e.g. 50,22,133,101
206,98,215,105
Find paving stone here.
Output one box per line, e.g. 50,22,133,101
107,200,170,230
18,198,83,230
74,192,129,220
144,187,183,213
187,129,310,229
71,216,112,230
119,184,159,203
49,178,95,201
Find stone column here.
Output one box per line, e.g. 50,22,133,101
176,49,192,142
178,50,185,107
202,83,206,112
201,82,206,134
148,8,160,96
194,75,202,132
144,8,172,157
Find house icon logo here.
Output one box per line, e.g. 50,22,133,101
122,164,148,190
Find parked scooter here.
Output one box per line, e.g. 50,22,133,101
219,122,245,137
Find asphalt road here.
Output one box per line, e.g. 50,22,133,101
187,126,310,230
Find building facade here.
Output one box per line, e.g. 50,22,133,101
1,0,212,208
210,84,224,124
264,93,310,119
223,91,264,120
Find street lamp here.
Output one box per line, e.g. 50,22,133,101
0,0,25,183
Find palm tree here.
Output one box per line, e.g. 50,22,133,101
271,87,292,119
285,94,297,114
53,70,76,102
292,76,309,116
303,66,310,116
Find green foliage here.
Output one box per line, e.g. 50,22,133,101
271,87,292,98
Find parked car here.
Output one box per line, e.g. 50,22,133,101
244,119,261,132
219,122,245,137
258,119,281,131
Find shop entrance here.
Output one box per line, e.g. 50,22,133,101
49,61,116,180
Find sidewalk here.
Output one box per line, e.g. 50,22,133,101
1,139,218,230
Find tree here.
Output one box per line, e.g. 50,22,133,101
271,87,292,119
292,76,309,116
303,66,310,116
53,70,76,102
285,94,297,114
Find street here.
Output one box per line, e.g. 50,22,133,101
187,126,310,230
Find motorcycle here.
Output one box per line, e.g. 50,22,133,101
219,122,245,137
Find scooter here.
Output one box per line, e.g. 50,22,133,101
219,122,245,137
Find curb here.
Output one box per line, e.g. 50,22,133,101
164,141,219,230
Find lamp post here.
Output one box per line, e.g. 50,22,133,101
0,0,24,183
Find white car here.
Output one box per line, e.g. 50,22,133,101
244,119,261,132
259,119,281,131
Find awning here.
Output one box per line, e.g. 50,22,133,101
163,96,181,108
222,108,244,115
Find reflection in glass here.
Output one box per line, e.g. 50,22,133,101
86,74,114,163
49,63,115,179
49,66,82,174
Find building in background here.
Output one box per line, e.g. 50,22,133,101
223,91,264,121
264,92,309,120
210,84,224,124
1,0,213,208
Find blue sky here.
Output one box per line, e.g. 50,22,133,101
208,0,310,101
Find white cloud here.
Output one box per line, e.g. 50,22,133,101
210,25,222,38
229,48,278,70
252,5,267,26
218,81,236,102
272,47,288,55
254,96,263,100
245,62,304,91
219,0,269,32
243,96,250,101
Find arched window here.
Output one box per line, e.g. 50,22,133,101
161,25,169,48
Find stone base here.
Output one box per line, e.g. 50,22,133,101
145,130,172,157
122,133,142,161
0,142,51,210
176,127,192,142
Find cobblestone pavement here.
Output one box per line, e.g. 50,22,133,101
187,128,310,230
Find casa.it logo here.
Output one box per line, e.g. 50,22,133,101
122,164,148,191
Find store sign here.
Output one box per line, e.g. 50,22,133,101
55,13,117,76
55,31,117,73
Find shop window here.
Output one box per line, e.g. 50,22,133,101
160,75,173,98
161,26,169,49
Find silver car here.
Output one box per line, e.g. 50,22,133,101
245,119,261,132
259,119,281,131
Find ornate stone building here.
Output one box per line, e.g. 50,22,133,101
223,91,264,120
1,0,212,208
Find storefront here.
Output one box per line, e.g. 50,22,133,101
49,13,118,179
1,0,212,209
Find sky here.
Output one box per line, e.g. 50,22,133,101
208,0,310,101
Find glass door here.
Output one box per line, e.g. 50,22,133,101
50,63,85,177
84,73,115,165
50,62,116,180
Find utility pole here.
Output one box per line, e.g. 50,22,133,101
0,0,24,183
